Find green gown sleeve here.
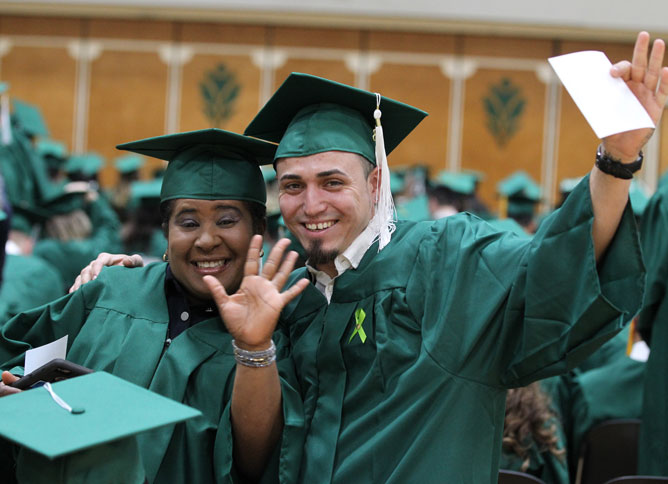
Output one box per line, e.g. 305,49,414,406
410,175,644,388
0,281,95,370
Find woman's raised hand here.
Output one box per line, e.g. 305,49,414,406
203,235,309,350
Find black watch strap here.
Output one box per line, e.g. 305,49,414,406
595,144,643,179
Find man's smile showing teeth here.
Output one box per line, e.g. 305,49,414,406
305,221,335,231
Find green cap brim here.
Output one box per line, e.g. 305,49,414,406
433,171,476,195
244,72,427,164
12,98,49,138
0,371,201,459
36,139,67,160
115,154,145,174
497,171,541,201
117,128,276,205
65,153,104,176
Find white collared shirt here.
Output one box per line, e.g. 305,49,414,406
306,224,378,303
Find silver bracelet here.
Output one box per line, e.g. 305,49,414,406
231,339,276,368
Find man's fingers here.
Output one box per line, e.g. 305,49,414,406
645,38,666,91
203,275,229,308
631,31,650,82
262,238,292,280
657,68,668,106
244,234,263,277
611,60,632,81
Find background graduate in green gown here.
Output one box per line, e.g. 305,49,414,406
636,175,668,476
209,31,666,483
0,128,308,483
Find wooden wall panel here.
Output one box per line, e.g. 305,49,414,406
180,54,261,132
368,31,456,53
559,39,633,61
180,22,266,45
274,60,354,90
88,50,167,187
369,64,449,173
555,88,599,192
1,46,76,149
0,15,81,37
272,26,360,49
462,36,553,59
87,18,173,41
660,110,668,179
461,69,546,210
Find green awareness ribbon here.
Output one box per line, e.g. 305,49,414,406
349,308,367,344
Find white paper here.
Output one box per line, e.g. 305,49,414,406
548,50,654,138
24,335,68,374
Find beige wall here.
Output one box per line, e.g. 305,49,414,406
0,14,663,212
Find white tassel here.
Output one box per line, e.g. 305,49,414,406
370,93,396,251
1,94,11,146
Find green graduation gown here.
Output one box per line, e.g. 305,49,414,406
637,180,668,476
0,254,64,325
280,176,643,483
33,193,123,288
0,262,303,483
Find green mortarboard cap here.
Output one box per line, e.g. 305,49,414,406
12,99,49,138
244,72,427,164
261,166,277,183
559,176,583,195
460,169,485,183
65,153,104,176
390,172,405,194
497,171,541,201
0,371,201,459
130,178,162,203
115,154,145,174
0,82,9,95
629,179,649,216
36,139,67,160
433,171,476,195
397,194,431,222
486,217,531,238
117,128,276,206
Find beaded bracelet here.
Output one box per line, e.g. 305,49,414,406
232,339,276,368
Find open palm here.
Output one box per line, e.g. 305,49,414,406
203,235,309,350
604,31,668,160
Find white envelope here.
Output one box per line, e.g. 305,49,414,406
548,50,654,138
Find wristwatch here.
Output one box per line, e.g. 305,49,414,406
595,144,643,179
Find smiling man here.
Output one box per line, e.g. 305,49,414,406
211,31,668,484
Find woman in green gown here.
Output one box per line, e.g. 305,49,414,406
0,128,307,484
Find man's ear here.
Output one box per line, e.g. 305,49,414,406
368,165,381,203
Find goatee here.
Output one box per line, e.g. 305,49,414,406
306,239,339,267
